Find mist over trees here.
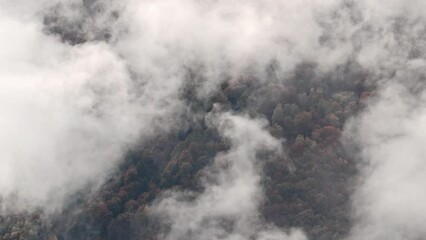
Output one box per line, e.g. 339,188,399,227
1,0,426,240
0,63,368,240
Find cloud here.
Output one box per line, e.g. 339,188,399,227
113,0,350,91
152,111,306,240
344,82,426,239
0,0,349,215
339,1,426,239
107,1,426,239
5,1,426,240
344,67,426,240
0,4,144,213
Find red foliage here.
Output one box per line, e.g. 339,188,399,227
321,126,341,140
94,202,111,221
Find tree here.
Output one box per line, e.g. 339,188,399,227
272,103,285,126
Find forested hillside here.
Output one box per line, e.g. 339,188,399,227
0,61,372,240
2,1,426,240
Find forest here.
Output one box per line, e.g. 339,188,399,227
1,1,425,240
0,61,372,239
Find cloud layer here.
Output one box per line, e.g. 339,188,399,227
345,72,426,240
3,1,426,239
0,3,142,213
0,0,347,214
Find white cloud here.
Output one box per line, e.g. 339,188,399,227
0,6,143,213
5,2,426,240
345,78,426,240
152,112,306,240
